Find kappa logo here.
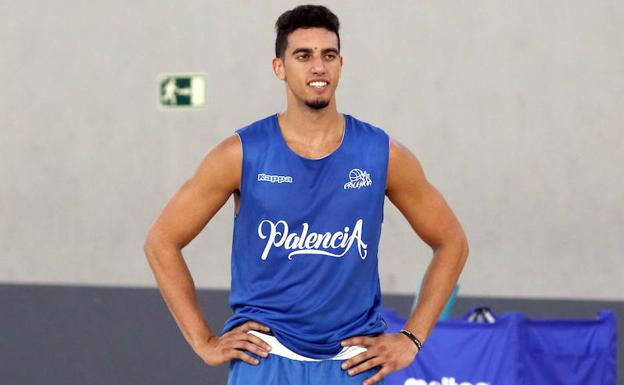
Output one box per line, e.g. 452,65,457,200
258,173,293,184
344,168,372,190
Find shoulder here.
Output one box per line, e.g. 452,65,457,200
192,115,274,192
388,137,413,160
386,137,428,193
192,133,241,192
346,114,390,139
235,113,276,140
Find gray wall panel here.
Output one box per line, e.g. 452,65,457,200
1,284,620,385
1,1,622,300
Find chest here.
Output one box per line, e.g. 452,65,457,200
247,153,382,219
282,137,343,160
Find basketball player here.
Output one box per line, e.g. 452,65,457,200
144,5,468,385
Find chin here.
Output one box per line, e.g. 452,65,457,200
305,99,330,110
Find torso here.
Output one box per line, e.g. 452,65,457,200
221,112,390,358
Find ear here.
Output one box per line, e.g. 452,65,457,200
272,57,286,81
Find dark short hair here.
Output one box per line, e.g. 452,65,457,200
274,5,341,59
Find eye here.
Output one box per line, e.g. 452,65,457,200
296,54,309,61
325,54,337,60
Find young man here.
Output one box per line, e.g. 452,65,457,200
144,5,468,385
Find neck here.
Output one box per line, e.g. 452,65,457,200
279,94,343,143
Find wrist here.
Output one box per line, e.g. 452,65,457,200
191,334,217,352
399,328,423,352
401,323,427,345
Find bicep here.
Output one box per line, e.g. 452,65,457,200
146,134,242,250
385,138,464,250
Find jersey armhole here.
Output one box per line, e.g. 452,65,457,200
234,131,245,220
381,132,390,223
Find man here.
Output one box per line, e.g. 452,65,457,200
144,5,468,385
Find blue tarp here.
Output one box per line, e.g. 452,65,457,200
381,308,617,385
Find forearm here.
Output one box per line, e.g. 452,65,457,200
144,240,215,351
402,240,468,344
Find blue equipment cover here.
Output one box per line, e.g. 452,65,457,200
381,307,616,385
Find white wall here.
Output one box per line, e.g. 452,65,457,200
1,1,622,300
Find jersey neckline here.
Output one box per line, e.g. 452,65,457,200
272,112,349,162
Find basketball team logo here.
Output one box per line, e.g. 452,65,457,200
344,168,372,189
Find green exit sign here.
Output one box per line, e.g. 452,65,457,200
159,73,205,108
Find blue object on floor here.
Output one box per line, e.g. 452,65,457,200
381,307,617,385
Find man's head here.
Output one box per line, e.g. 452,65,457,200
274,5,340,60
273,5,342,111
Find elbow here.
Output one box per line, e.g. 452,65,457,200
143,236,159,260
432,235,469,270
143,228,182,261
458,235,469,267
459,231,469,257
440,234,469,267
143,231,169,260
143,222,157,257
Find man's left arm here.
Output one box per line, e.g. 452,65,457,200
340,137,469,385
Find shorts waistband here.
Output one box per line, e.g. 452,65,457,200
247,330,367,362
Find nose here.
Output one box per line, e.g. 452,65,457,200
310,55,326,74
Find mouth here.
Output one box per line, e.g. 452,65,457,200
307,80,329,91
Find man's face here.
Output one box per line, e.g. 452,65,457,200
273,27,343,110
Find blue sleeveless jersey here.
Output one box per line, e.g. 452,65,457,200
221,113,389,359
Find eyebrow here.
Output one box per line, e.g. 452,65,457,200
291,48,339,56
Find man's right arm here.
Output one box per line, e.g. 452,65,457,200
143,134,271,366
